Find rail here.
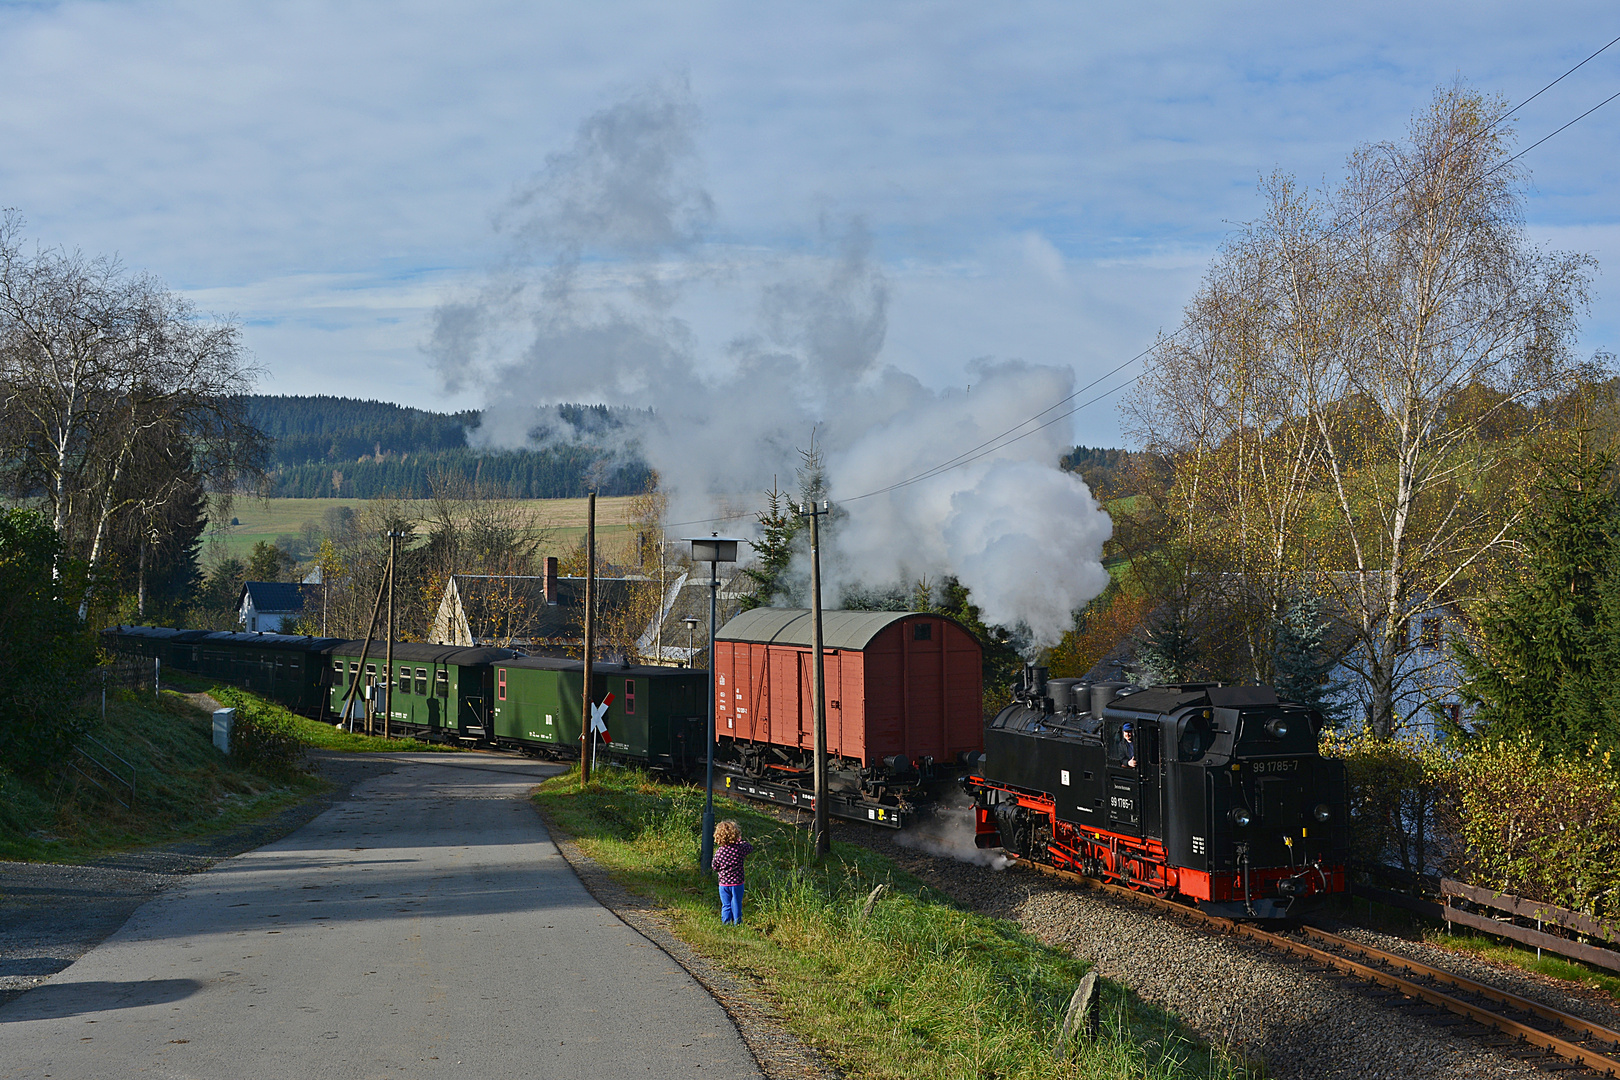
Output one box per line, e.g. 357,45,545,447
1016,859,1620,1077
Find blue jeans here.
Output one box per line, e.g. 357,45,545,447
719,883,744,924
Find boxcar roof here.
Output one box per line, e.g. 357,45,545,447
716,608,955,651
329,641,516,665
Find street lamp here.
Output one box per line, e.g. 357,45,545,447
682,617,698,666
685,534,742,875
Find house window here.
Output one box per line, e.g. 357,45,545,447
498,669,507,701
415,668,428,696
624,679,636,715
435,670,449,698
398,666,410,694
913,622,932,641
1419,618,1441,649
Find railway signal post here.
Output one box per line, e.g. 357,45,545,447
686,534,741,875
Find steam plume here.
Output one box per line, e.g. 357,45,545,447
429,80,1111,649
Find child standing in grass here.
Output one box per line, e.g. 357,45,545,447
712,820,754,925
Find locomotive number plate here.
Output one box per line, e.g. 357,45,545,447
1251,760,1300,773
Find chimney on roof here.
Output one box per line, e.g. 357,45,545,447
545,556,559,605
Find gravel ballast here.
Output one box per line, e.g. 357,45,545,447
835,807,1598,1080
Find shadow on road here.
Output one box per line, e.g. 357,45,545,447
0,978,200,1022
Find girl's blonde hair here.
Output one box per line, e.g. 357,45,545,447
714,819,742,846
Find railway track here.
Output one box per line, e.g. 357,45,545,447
1018,860,1620,1077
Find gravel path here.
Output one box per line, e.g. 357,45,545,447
831,808,1597,1080
0,751,403,1009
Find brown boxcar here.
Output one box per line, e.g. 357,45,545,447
713,608,983,770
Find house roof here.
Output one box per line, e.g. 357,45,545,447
240,581,310,613
716,607,935,652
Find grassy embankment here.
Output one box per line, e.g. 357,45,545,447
536,768,1251,1080
0,684,425,862
209,495,642,563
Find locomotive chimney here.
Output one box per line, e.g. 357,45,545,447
544,556,559,605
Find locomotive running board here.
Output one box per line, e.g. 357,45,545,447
719,773,909,829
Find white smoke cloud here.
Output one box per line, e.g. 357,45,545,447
894,802,1011,870
429,80,1112,649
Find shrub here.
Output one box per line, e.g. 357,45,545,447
210,687,308,774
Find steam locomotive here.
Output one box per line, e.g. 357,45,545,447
964,668,1349,919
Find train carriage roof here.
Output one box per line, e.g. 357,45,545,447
328,641,516,665
716,607,964,651
106,626,342,650
502,656,706,678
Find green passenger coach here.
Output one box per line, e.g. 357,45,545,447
326,642,516,743
491,657,709,774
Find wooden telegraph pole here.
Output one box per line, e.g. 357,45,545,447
798,500,831,858
579,493,596,784
383,530,403,740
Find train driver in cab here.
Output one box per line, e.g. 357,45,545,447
1120,722,1137,768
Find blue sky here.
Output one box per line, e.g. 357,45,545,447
1,2,1616,449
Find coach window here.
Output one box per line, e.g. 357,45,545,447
334,660,345,684
624,679,636,715
416,668,428,696
913,622,932,641
435,670,449,698
398,666,410,694
364,664,376,688
497,669,507,701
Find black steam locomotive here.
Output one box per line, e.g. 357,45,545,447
964,668,1349,918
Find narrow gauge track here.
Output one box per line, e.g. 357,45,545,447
1018,859,1620,1077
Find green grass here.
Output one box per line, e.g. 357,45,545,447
207,495,641,562
535,768,1251,1080
203,684,440,753
0,689,324,862
1427,931,1620,1003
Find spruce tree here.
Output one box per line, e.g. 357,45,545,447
1456,452,1620,757
1270,594,1350,726
739,480,799,610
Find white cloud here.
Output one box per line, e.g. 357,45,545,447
0,0,1612,434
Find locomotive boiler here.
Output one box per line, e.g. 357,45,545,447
964,667,1349,918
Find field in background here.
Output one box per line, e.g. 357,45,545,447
207,496,644,565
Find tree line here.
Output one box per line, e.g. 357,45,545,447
246,395,654,498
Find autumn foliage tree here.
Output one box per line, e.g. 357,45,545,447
1126,85,1596,734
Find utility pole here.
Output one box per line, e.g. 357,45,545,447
384,529,406,740
796,500,831,857
579,493,596,784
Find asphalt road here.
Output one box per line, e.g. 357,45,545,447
0,754,761,1080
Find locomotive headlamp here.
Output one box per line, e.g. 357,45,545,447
1265,718,1290,739
1229,807,1253,827
1313,803,1332,823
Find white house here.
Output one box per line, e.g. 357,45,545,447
238,581,311,633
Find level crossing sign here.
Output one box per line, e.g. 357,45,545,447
588,692,616,741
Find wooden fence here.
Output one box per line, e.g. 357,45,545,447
1439,879,1620,974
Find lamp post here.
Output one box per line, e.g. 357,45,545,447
383,529,408,740
685,534,741,874
683,617,698,666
